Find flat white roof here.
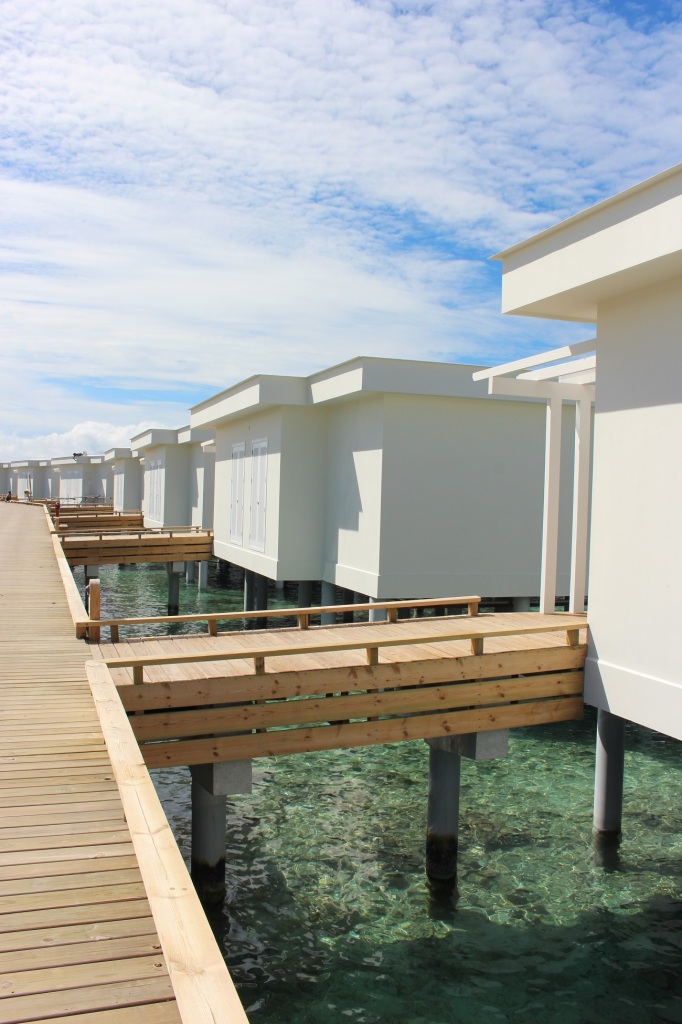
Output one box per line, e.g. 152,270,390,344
191,357,490,428
493,162,682,321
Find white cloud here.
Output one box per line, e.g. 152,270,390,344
0,0,680,457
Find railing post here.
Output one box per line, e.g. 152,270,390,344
86,578,100,643
471,637,484,656
208,617,218,637
110,624,119,643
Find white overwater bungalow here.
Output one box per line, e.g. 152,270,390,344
104,447,143,512
486,160,682,841
48,454,113,505
131,425,215,530
190,356,584,612
0,462,9,496
9,460,46,500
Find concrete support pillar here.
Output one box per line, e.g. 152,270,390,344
85,563,100,581
244,569,255,627
185,560,196,584
369,596,387,623
512,596,531,612
341,587,354,623
275,579,284,592
167,562,183,616
198,560,209,590
190,776,227,904
255,573,268,629
321,580,336,626
426,743,461,883
189,761,252,904
298,580,313,608
593,709,626,837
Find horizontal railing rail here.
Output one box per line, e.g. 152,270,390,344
84,595,482,642
103,611,586,684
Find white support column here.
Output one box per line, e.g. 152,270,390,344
540,396,562,614
569,398,592,613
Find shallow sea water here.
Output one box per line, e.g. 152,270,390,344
78,561,682,1024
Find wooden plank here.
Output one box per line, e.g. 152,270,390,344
0,953,170,998
1,867,141,897
119,645,587,710
0,898,154,935
0,974,176,1021
21,1002,181,1024
142,696,584,767
0,931,164,973
0,854,139,883
87,660,250,1024
0,880,147,915
131,671,584,741
0,916,159,955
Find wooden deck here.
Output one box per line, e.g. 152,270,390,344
0,503,247,1024
96,605,587,769
58,527,214,567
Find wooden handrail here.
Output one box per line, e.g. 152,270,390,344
83,595,482,634
103,613,587,685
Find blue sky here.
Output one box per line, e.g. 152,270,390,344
1,0,681,458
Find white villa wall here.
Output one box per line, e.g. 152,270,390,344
142,446,191,528
42,464,60,499
111,459,143,511
377,394,576,599
13,464,45,500
59,466,84,503
322,397,384,594
277,407,327,581
189,446,215,529
584,279,682,737
0,465,8,494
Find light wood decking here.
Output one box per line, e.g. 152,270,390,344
0,503,247,1024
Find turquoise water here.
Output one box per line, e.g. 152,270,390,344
76,562,682,1024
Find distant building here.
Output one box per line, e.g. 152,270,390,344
9,460,45,500
131,426,214,529
48,454,112,504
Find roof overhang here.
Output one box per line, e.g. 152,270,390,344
493,162,682,321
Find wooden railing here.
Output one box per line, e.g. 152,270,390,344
102,609,584,686
103,610,587,767
84,595,481,643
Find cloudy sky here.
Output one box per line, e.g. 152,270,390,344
1,0,681,458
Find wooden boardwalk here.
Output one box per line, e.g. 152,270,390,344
0,504,246,1024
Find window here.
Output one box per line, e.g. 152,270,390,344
230,444,245,544
249,439,268,552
